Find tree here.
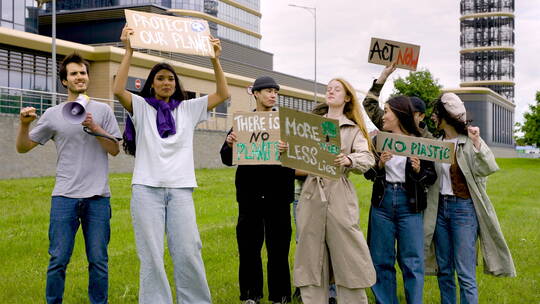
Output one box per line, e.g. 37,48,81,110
392,69,442,134
514,91,540,147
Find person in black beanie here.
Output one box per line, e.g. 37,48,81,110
220,76,295,304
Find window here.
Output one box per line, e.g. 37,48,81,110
2,0,13,22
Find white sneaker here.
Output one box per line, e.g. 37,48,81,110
243,300,258,304
273,297,288,304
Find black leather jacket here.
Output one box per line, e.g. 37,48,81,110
364,152,437,213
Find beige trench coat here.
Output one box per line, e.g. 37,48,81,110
294,116,376,289
424,134,516,277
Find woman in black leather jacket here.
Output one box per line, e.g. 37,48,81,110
364,96,437,304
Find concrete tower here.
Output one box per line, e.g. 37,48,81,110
459,0,515,101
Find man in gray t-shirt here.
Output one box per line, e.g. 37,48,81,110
16,53,121,304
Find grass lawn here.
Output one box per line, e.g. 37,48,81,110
0,158,539,303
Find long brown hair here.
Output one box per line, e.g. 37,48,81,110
386,96,422,137
312,78,373,151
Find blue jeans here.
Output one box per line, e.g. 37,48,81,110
46,195,111,304
369,183,424,304
434,195,479,304
131,185,211,304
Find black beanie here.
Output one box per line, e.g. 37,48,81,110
252,76,280,92
410,96,426,113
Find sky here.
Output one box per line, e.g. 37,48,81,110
260,0,539,124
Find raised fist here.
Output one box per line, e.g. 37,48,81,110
20,107,37,125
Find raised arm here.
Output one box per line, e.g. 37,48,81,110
207,37,231,110
16,107,39,153
363,63,396,129
113,25,134,114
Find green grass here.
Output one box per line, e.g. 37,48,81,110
1,159,539,303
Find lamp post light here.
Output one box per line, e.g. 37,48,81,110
288,4,317,103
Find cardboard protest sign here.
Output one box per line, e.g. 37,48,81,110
376,132,455,163
368,37,420,71
124,9,215,57
279,107,341,179
232,112,281,165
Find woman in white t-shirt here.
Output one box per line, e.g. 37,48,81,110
113,25,230,304
364,96,437,304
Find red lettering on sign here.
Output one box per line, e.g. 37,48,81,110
396,48,419,69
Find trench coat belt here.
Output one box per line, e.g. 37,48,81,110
315,176,328,203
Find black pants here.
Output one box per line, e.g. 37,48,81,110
237,198,292,302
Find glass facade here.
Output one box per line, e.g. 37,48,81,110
0,45,62,115
492,103,513,145
0,45,59,92
217,1,259,33
277,94,315,113
41,0,261,48
45,0,213,12
233,0,258,11
1,0,37,32
215,1,260,48
217,25,259,48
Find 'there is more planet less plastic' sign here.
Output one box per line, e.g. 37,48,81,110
279,107,341,179
232,111,281,165
124,9,215,57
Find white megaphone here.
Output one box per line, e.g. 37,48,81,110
62,94,89,124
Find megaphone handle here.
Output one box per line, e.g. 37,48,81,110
83,127,121,142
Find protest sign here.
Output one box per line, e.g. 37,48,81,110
279,107,341,179
376,132,455,163
368,37,420,71
124,9,215,57
232,111,281,165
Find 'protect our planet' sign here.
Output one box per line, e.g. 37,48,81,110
124,9,215,57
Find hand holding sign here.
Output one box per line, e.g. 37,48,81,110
226,131,237,148
378,151,393,168
334,153,352,167
410,156,421,173
209,35,222,58
121,25,134,50
278,140,288,154
377,62,397,84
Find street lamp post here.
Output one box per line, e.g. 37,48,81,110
52,0,56,105
288,4,317,103
36,0,56,104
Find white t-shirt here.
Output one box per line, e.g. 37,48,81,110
130,93,208,188
440,137,459,195
385,155,407,183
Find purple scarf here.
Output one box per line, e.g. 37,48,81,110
123,97,182,155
